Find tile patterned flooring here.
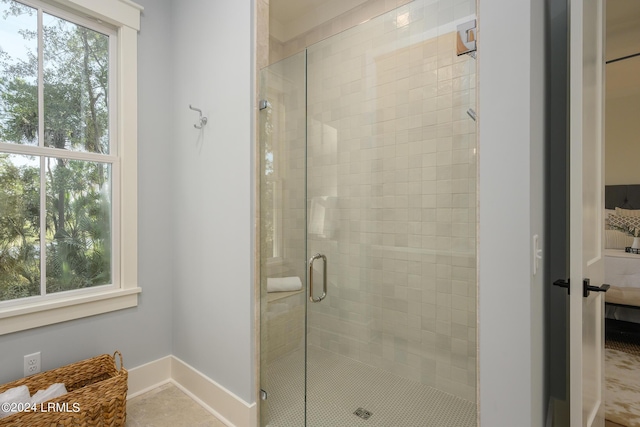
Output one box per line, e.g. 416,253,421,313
265,346,476,427
127,347,476,427
126,383,225,427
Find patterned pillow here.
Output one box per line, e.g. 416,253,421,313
608,213,640,234
605,209,616,229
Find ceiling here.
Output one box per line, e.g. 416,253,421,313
606,0,640,98
269,0,369,42
270,0,328,25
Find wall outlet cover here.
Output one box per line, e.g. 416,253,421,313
24,352,41,376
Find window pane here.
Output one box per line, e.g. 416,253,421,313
0,1,38,146
43,13,109,154
0,154,41,301
45,159,111,293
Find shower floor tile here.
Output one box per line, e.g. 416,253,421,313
265,346,476,427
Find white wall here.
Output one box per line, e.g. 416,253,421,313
529,0,547,424
605,93,640,185
170,0,256,404
478,0,546,425
0,0,174,384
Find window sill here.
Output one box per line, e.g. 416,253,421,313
0,287,141,335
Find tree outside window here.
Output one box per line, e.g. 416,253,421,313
0,0,113,302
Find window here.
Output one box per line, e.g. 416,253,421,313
0,0,141,334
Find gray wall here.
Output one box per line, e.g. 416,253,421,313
478,0,547,425
0,0,257,406
0,0,257,407
170,0,255,404
0,0,174,384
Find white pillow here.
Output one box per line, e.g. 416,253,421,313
615,207,640,217
605,229,634,249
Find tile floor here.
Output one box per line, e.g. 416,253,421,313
265,346,477,426
126,384,626,427
127,346,477,427
126,383,225,427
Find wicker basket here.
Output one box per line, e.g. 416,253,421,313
0,351,127,427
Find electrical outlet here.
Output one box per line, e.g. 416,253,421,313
24,352,41,376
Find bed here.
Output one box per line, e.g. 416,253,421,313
605,250,640,306
604,185,640,323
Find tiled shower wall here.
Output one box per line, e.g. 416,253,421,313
263,0,477,404
305,4,477,402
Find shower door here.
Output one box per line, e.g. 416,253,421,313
260,1,478,426
259,50,307,427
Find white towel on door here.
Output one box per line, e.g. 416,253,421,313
267,276,302,293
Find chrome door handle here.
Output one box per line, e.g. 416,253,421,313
309,253,327,303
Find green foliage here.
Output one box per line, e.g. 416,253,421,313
0,155,40,300
45,160,111,293
0,77,37,143
0,0,111,301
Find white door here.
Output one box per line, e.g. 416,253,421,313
569,0,607,426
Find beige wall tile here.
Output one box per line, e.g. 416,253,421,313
262,0,477,403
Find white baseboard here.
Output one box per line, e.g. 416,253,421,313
127,355,172,398
127,355,257,427
171,356,257,427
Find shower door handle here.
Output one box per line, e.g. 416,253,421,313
309,253,327,303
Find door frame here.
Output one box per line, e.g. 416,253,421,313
477,0,548,425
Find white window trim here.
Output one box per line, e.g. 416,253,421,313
0,0,142,335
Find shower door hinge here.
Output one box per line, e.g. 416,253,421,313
456,19,477,56
260,389,268,400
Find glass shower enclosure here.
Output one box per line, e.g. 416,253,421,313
260,1,477,425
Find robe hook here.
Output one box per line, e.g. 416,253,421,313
189,104,208,129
